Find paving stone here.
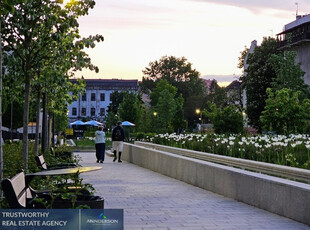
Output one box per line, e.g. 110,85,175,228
77,151,310,230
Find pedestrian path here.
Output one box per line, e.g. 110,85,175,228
77,151,310,230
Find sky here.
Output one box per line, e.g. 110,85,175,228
73,0,310,86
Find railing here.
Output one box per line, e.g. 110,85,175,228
278,32,310,49
135,141,310,184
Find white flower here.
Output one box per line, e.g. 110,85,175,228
296,141,302,145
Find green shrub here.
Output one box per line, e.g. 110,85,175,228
205,104,244,134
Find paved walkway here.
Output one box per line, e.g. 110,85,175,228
76,151,310,230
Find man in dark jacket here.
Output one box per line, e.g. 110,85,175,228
112,121,125,162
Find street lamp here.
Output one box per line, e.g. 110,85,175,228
153,112,157,116
195,108,202,132
195,109,202,123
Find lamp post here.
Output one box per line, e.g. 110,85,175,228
153,111,158,131
195,109,202,132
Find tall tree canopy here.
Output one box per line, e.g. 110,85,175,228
205,80,227,108
240,37,280,131
270,51,309,97
150,80,184,133
141,56,205,127
1,0,103,168
119,93,142,126
0,0,25,199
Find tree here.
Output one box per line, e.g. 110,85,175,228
150,80,184,133
118,93,142,126
172,94,186,133
150,80,177,107
0,0,25,198
204,104,244,134
105,112,119,131
237,46,249,69
107,91,128,114
260,88,310,134
142,55,206,126
156,89,177,133
2,54,24,130
2,0,103,169
270,51,309,97
205,80,227,108
240,37,280,131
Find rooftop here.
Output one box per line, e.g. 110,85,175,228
71,78,139,90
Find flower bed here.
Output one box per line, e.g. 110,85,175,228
150,133,310,169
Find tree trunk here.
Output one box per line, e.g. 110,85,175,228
52,113,55,147
22,74,31,169
34,86,41,156
48,113,52,148
0,19,3,198
41,91,47,154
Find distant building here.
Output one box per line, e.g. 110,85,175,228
242,40,257,108
68,79,139,122
277,14,310,86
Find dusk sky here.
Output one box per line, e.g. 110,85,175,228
73,0,310,85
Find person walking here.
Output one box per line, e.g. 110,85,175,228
95,126,106,163
112,121,125,163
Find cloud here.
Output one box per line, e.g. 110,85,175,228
187,0,310,14
81,0,178,30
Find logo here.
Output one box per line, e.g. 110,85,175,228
87,213,119,225
98,213,107,219
84,210,123,229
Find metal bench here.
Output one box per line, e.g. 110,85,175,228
35,154,77,170
1,170,104,209
34,155,91,195
1,170,43,208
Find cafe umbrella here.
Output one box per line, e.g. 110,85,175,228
121,121,135,127
121,121,135,141
84,120,103,126
70,120,85,126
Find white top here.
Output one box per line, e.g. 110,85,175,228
95,131,105,143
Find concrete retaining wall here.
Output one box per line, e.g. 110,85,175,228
122,143,310,226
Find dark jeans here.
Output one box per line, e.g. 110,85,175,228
95,143,106,161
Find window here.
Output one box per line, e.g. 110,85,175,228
100,108,105,116
100,93,105,101
91,108,95,116
72,107,77,116
91,93,95,101
82,93,86,101
81,108,86,116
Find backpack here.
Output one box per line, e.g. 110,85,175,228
114,129,122,141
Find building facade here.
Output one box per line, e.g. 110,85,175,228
68,79,139,122
277,14,310,86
